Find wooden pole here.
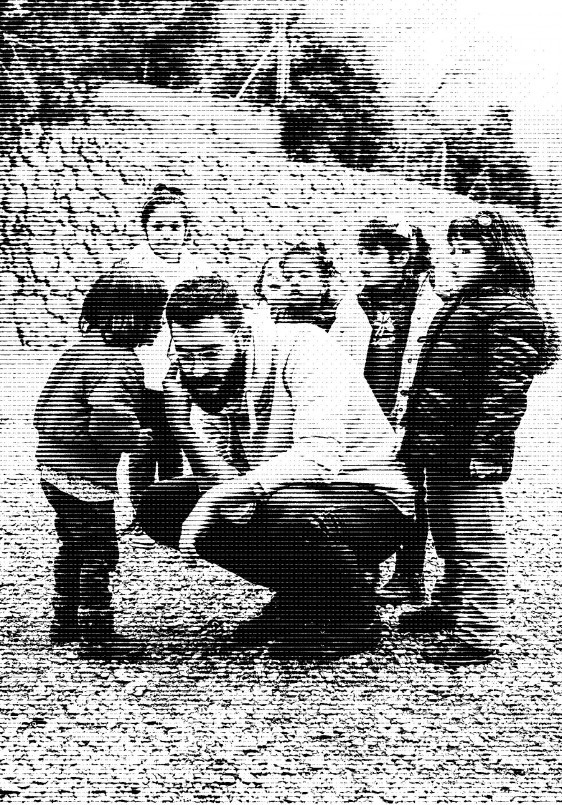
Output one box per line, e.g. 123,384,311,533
276,7,290,103
235,28,282,102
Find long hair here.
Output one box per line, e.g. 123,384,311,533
447,210,535,293
358,218,433,297
254,256,283,300
447,210,561,373
140,183,192,232
79,268,168,350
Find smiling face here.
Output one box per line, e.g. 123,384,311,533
145,205,188,262
358,246,407,294
449,238,491,290
280,254,326,307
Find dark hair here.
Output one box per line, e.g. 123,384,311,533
79,268,168,349
279,242,338,285
254,256,282,300
167,274,244,332
448,210,561,373
358,218,433,280
447,210,535,293
141,183,191,232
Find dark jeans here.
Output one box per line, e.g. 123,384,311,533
137,479,412,622
41,481,119,639
129,389,183,499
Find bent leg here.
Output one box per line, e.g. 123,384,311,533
136,477,203,549
197,484,410,625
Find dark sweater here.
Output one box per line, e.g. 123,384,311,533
399,285,545,481
34,331,146,491
358,287,417,419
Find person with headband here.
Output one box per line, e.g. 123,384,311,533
397,210,560,666
117,184,211,548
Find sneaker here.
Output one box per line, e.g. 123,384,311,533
398,605,455,633
376,572,426,606
124,521,157,550
422,637,498,667
78,633,146,661
230,595,305,646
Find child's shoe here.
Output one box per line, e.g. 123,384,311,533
398,605,455,633
376,571,426,606
78,607,145,660
50,602,80,645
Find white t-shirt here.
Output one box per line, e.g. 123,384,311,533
119,243,211,391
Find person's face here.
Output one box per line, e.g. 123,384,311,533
171,316,240,402
145,206,187,261
281,255,326,307
260,264,287,307
358,246,407,293
449,238,491,290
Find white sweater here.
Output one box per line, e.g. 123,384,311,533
191,322,416,516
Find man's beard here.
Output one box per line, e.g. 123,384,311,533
181,351,246,414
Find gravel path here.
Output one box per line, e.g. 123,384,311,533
0,350,561,804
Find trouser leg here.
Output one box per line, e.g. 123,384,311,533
426,479,507,650
41,483,118,642
197,484,408,626
40,482,120,644
393,481,428,577
42,482,82,638
129,389,183,499
136,477,204,549
77,504,119,643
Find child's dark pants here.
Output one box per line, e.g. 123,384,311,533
41,481,119,643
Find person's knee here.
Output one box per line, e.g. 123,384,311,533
265,486,323,523
137,477,200,542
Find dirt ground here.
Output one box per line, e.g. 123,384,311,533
0,349,561,804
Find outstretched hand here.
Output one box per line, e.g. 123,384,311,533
178,476,258,561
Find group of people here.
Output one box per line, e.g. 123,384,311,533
34,184,559,665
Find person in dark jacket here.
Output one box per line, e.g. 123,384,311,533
398,210,560,666
34,269,168,656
